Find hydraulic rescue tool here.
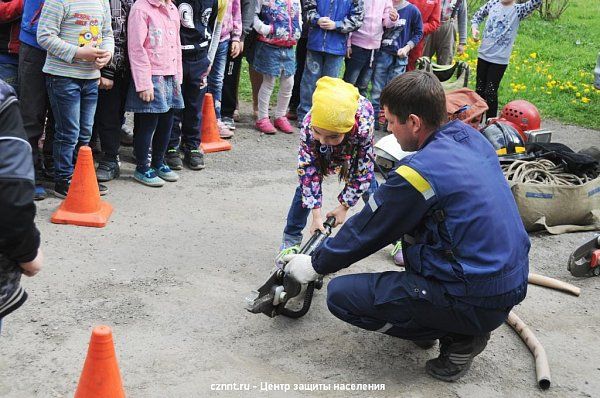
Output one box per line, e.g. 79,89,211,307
245,216,336,318
568,235,600,277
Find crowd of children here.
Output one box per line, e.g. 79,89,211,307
0,0,546,332
0,0,543,197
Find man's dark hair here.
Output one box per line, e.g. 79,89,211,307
380,71,447,129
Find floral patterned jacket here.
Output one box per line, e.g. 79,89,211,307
297,96,375,209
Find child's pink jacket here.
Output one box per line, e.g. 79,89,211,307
349,0,398,50
127,0,183,92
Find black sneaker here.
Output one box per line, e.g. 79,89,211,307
34,185,47,201
425,333,490,382
183,148,205,170
165,148,183,170
96,160,120,182
98,183,108,196
54,180,70,199
54,180,108,198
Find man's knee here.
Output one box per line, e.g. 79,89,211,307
326,276,352,318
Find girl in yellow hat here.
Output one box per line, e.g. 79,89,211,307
279,76,377,254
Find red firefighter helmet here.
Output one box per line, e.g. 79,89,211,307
501,100,541,133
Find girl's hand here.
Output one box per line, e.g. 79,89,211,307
389,8,399,22
231,41,242,58
139,89,154,102
327,204,349,228
457,43,466,55
309,209,326,234
346,46,352,58
471,26,480,41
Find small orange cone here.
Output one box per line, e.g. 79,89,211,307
200,93,232,153
74,326,125,398
51,146,113,227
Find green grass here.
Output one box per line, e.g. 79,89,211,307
240,0,600,129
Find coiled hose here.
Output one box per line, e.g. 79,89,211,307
502,159,592,186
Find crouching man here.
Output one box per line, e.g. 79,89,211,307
282,71,530,381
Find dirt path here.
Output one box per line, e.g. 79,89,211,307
1,110,598,398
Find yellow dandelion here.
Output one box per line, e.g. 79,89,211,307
512,88,518,93
576,92,581,97
584,88,590,93
581,97,590,103
547,74,553,80
559,86,565,90
546,91,552,95
530,52,537,59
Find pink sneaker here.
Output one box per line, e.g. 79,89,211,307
217,120,234,139
255,117,277,134
273,116,294,134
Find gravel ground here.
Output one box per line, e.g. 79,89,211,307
0,107,598,398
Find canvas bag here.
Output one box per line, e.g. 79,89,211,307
509,176,600,234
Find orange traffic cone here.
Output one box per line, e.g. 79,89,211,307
75,326,125,398
51,146,112,227
200,93,232,153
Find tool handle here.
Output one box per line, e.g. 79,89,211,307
299,216,336,255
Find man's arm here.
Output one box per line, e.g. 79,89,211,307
311,168,434,275
457,0,467,45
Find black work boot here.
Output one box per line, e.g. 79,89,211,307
425,332,490,382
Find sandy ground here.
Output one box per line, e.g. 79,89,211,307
0,107,599,398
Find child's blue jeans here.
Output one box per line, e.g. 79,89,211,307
343,45,375,97
208,40,230,120
46,75,98,182
281,179,379,249
371,51,408,120
297,50,344,123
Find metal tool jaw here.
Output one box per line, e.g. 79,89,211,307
568,235,600,277
245,217,334,318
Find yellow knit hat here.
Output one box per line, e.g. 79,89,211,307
311,76,359,134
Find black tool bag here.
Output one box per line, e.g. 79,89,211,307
526,142,599,178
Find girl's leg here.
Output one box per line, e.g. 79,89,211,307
249,66,263,118
151,109,175,167
273,74,295,133
257,74,276,120
475,58,489,108
133,113,159,171
282,185,311,249
484,62,508,118
274,74,294,119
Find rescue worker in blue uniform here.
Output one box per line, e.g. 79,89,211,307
282,71,530,382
